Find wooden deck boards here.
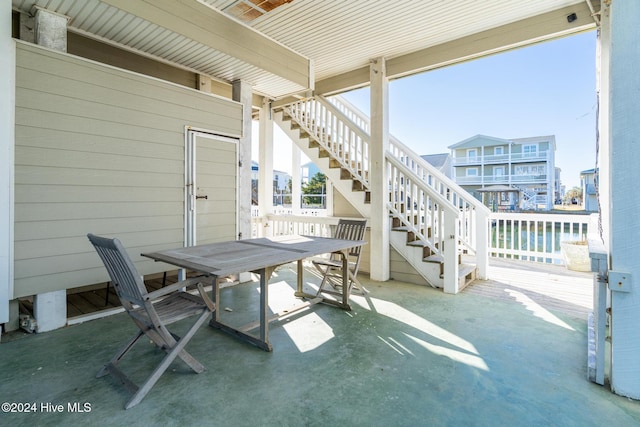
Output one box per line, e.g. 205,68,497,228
19,275,180,320
463,258,593,319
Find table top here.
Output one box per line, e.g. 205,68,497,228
141,235,366,277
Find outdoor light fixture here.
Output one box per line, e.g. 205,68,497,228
567,13,578,23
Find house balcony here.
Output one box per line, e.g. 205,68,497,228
455,174,548,185
3,257,637,425
453,151,550,166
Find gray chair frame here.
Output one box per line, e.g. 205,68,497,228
313,219,367,298
87,234,215,409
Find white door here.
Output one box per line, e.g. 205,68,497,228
185,129,239,247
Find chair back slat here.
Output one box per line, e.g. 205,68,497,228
88,234,148,306
334,219,367,258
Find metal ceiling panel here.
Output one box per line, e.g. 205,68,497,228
13,0,593,99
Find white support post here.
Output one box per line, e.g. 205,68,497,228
292,144,301,215
0,2,15,328
369,57,390,281
443,212,459,294
597,7,611,250
326,180,334,216
475,210,489,280
233,80,253,282
605,0,640,400
31,8,68,332
258,97,274,220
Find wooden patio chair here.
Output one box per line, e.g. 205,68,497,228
87,233,215,409
313,219,367,298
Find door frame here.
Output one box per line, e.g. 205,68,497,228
184,126,240,248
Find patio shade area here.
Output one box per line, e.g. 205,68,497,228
1,261,638,426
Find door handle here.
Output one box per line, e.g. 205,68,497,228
196,195,208,200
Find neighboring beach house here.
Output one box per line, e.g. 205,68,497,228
302,162,322,184
449,134,557,210
421,153,452,178
581,168,599,212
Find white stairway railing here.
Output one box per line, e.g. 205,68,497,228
283,97,370,192
280,95,491,290
284,96,489,290
326,95,491,255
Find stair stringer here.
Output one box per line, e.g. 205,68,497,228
274,110,371,218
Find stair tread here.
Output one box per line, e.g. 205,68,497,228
438,263,477,279
424,254,444,263
459,263,476,276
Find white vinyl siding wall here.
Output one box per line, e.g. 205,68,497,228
14,42,242,298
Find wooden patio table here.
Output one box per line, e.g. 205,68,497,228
142,235,365,351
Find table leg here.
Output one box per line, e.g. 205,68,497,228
297,259,303,294
209,267,275,352
294,259,315,299
214,275,220,323
259,266,274,346
341,250,351,310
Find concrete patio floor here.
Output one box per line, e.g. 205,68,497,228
1,260,639,426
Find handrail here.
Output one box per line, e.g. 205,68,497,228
326,95,490,254
326,96,490,215
282,97,370,190
386,154,457,215
280,94,490,283
386,154,458,258
323,95,370,133
388,136,491,214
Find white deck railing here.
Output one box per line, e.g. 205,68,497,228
489,212,592,264
252,214,339,239
252,211,593,267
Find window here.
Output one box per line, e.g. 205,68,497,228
523,144,538,157
466,168,478,176
494,167,504,177
494,147,504,155
467,149,477,160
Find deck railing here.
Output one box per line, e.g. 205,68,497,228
452,151,550,165
252,213,339,239
489,212,592,264
252,211,593,267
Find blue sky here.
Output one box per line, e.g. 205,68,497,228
258,31,597,190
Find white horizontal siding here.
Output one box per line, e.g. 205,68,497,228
14,42,242,298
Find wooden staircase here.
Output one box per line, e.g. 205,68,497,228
273,95,490,293
275,108,371,218
390,216,477,290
